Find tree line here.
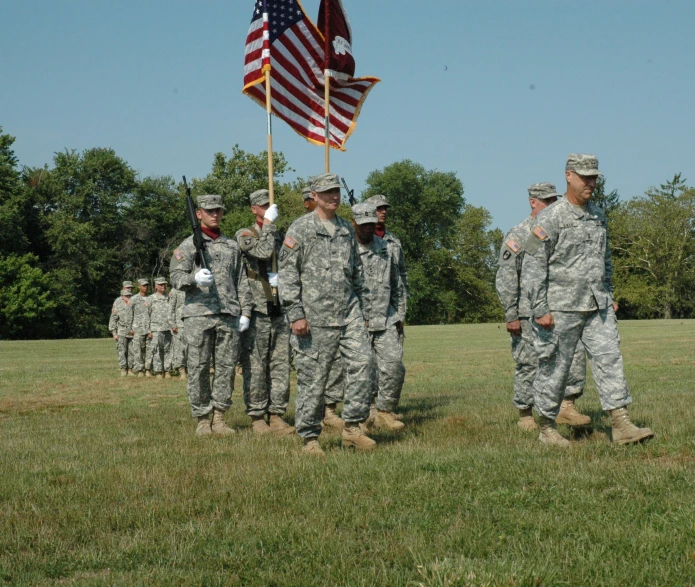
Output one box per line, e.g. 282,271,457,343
1,125,693,339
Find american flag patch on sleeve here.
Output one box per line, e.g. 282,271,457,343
506,239,521,253
283,236,297,249
532,227,548,241
174,249,184,260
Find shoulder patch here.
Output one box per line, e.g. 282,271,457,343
506,239,521,253
532,226,548,241
283,236,297,249
279,248,289,262
244,238,252,246
502,250,512,261
174,248,184,261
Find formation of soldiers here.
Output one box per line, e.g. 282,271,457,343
110,174,409,455
495,153,655,446
110,154,656,452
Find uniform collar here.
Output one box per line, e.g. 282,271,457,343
312,211,349,236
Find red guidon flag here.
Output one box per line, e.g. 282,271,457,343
242,0,379,151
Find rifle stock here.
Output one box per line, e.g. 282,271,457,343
182,176,209,271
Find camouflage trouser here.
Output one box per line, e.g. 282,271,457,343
511,318,586,410
240,311,291,416
184,314,241,418
291,319,375,439
132,333,150,373
370,325,406,412
532,309,632,420
116,336,134,370
324,350,345,405
150,331,172,374
171,328,188,370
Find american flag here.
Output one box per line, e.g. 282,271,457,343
242,0,379,151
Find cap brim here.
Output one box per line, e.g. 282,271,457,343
573,169,601,177
354,218,377,225
315,183,342,192
199,205,226,210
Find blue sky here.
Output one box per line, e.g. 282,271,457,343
2,0,694,233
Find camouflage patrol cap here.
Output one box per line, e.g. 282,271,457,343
196,194,225,210
302,185,313,201
565,153,601,176
310,173,342,193
365,194,390,208
351,202,378,225
528,183,561,200
120,289,132,296
122,281,133,289
137,278,149,286
154,277,167,285
249,189,270,206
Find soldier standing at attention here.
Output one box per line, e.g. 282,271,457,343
131,278,151,377
523,154,655,446
169,287,188,379
352,203,407,432
109,289,135,376
148,277,173,379
170,195,253,437
279,173,376,456
496,183,590,431
235,189,295,436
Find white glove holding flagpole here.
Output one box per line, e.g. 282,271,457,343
238,316,251,333
195,269,214,287
268,272,279,288
264,204,278,223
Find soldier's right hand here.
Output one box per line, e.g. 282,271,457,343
263,204,279,223
506,319,522,336
291,318,310,336
535,313,555,330
195,268,214,287
113,334,118,341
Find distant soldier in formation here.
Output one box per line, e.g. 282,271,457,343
236,189,295,436
169,287,188,379
170,194,253,437
109,289,135,376
496,183,590,431
148,276,173,379
131,278,151,377
279,173,376,455
523,154,655,446
352,202,407,432
302,185,317,213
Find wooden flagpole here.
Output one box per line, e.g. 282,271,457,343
323,0,331,173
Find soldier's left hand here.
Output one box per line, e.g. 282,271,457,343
612,302,619,313
238,316,251,333
268,272,279,287
172,327,178,334
506,319,521,336
147,333,153,339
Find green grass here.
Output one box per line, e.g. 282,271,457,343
1,321,695,586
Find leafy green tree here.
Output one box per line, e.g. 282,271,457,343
592,175,620,217
0,127,30,254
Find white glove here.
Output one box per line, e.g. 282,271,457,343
268,272,279,288
195,269,214,287
238,316,251,333
263,204,279,223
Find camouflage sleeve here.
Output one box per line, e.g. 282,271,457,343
146,295,153,332
236,224,276,261
390,253,406,322
169,241,197,291
168,291,178,326
495,246,522,322
351,236,370,321
522,219,557,318
394,241,410,299
278,229,304,323
235,253,253,318
604,227,615,296
108,307,118,333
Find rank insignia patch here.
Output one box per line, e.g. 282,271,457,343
532,226,548,241
174,248,184,260
283,236,297,249
506,239,521,253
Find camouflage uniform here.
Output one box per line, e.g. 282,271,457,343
523,158,632,420
130,286,151,373
147,281,172,375
108,293,134,370
496,211,586,411
169,288,187,371
170,196,253,418
278,186,374,439
235,205,291,418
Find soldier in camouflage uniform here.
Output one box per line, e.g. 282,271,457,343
302,185,317,213
523,154,655,446
130,278,151,377
148,276,173,379
279,173,376,455
170,194,253,437
169,287,188,379
496,183,590,432
235,189,294,436
352,203,407,432
109,289,135,376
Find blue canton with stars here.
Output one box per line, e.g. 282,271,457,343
251,0,305,43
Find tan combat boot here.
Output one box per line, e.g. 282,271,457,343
610,408,655,445
196,415,212,437
120,368,128,377
251,415,272,435
538,417,570,447
342,422,377,451
268,414,295,436
155,372,164,380
127,369,136,377
145,370,152,378
302,437,325,456
211,409,236,436
517,408,538,432
323,404,345,430
165,372,172,379
179,369,187,381
556,398,591,426
366,403,377,425
137,371,144,378
373,410,406,432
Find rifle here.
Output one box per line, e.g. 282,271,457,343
341,177,356,206
182,176,209,271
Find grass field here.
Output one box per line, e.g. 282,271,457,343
1,321,694,586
